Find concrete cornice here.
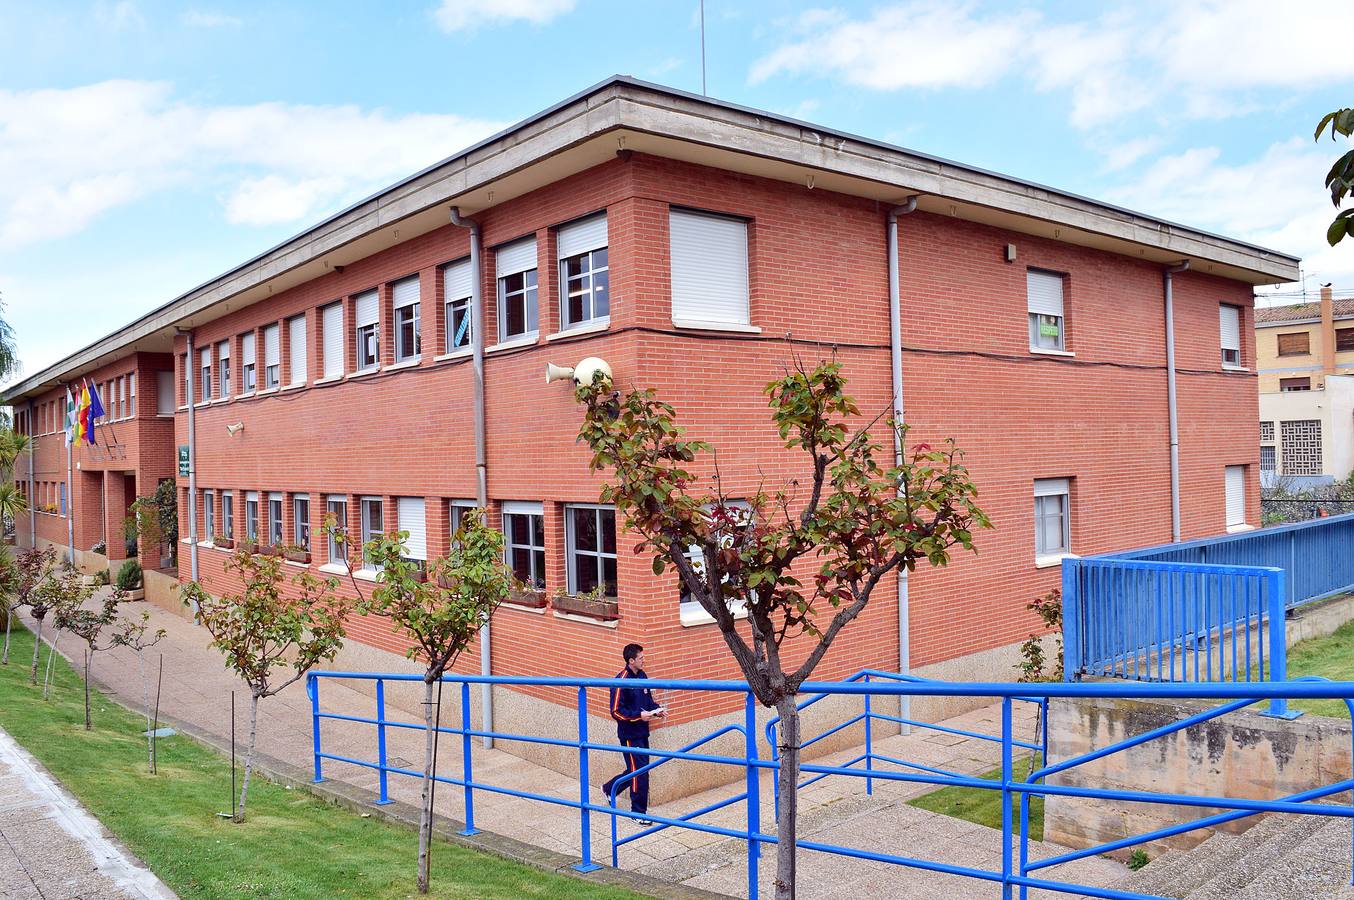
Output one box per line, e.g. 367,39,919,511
3,76,1301,403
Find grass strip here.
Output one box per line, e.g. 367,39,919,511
906,755,1044,842
1270,617,1354,719
0,622,640,899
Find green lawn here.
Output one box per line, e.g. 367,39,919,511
1273,618,1354,719
0,623,640,899
906,755,1044,841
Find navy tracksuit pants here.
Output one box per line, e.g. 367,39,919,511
601,735,650,814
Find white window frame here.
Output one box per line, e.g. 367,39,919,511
679,500,753,615
128,373,136,418
1027,270,1066,352
241,332,257,393
321,302,344,378
1033,478,1071,563
203,490,215,541
502,500,545,590
199,347,212,402
263,324,281,390
360,496,384,570
217,340,231,398
326,495,348,565
443,259,473,353
558,214,609,330
355,291,380,371
1220,304,1242,368
287,314,307,386
564,503,618,598
448,499,477,548
245,491,259,542
669,207,750,328
397,496,426,562
1225,465,1248,531
268,492,284,547
496,237,539,342
393,277,421,363
222,492,234,540
293,494,310,551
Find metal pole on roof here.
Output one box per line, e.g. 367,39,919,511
888,197,918,729
700,0,707,96
1164,261,1189,543
179,329,199,586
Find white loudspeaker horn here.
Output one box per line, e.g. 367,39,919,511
545,362,575,384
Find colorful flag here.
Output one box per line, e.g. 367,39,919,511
76,384,92,446
87,379,105,421
64,387,75,447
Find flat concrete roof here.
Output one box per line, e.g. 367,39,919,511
3,75,1302,404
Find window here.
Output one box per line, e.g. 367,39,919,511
1260,421,1275,443
1219,304,1242,367
1028,270,1066,352
449,500,476,547
1280,377,1312,392
1277,331,1310,356
293,495,310,551
199,347,212,402
502,502,545,590
355,291,379,370
680,501,753,608
1224,466,1246,529
566,505,617,597
443,259,473,352
558,214,609,329
117,377,126,419
288,315,307,386
1280,420,1322,476
59,483,65,517
217,341,231,398
397,497,426,562
1033,478,1071,559
326,496,348,564
245,491,259,541
268,492,283,547
128,373,135,417
669,208,749,327
181,354,189,405
497,238,538,340
156,370,174,416
222,492,234,539
241,332,257,393
321,302,344,378
1260,446,1276,473
203,490,215,540
393,277,421,362
360,497,383,569
1338,327,1354,353
263,324,280,389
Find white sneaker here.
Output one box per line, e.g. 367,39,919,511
630,816,651,826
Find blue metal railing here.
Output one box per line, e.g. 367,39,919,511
1063,512,1354,703
307,669,1354,900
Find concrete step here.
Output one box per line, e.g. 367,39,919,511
1184,813,1328,900
1124,829,1241,899
1221,817,1354,900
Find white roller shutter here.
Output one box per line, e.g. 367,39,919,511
321,303,343,377
218,340,230,362
393,276,420,309
398,497,427,560
558,214,607,259
199,346,210,371
156,370,174,415
241,333,256,370
669,209,749,325
1224,466,1246,527
288,315,307,385
496,237,537,278
444,259,471,299
355,290,379,327
1027,271,1065,317
263,324,280,369
1220,305,1241,351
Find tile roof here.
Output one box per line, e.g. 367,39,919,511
1255,299,1354,324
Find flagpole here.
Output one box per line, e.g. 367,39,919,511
63,383,74,562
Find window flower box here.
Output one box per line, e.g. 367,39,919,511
507,589,549,609
214,535,235,549
284,548,311,564
239,539,258,554
552,591,620,621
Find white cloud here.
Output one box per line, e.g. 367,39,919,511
751,4,1036,90
1098,136,1165,173
182,10,242,28
431,0,575,33
94,0,145,31
0,81,506,248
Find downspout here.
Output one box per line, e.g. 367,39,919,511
888,196,918,725
177,328,200,585
1164,261,1189,543
450,207,493,748
26,397,36,550
62,391,72,559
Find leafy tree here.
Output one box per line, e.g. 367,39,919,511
1316,107,1354,245
0,293,21,386
52,578,123,728
6,546,57,679
576,360,988,899
335,512,512,894
112,610,167,771
182,547,348,821
1017,589,1063,683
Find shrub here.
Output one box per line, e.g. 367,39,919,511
116,559,142,591
92,569,110,587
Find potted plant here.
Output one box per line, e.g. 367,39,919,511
284,545,311,564
214,533,235,549
116,559,144,601
91,540,107,556
551,586,619,621
507,586,549,608
239,537,258,554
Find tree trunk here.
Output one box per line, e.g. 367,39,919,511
774,695,801,900
140,652,153,773
83,649,91,730
234,691,260,822
42,632,59,700
416,677,437,894
2,603,11,664
29,613,43,684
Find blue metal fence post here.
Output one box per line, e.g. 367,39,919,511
1264,568,1301,719
1061,560,1080,681
459,682,479,835
374,678,392,805
745,691,761,898
863,674,874,796
1001,698,1014,900
574,686,602,873
308,674,324,783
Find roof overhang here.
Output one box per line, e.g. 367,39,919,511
3,76,1301,404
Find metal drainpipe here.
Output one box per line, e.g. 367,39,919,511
888,196,919,727
1164,261,1189,543
450,207,493,748
27,397,38,551
178,329,200,585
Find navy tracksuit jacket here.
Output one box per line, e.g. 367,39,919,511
601,667,660,814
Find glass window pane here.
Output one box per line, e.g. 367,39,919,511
531,549,545,588
576,558,599,594
600,509,616,554
603,557,617,596
592,269,609,318
573,508,597,551
531,514,544,547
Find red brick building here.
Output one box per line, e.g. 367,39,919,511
3,78,1298,746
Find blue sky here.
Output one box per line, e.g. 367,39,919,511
2,0,1352,384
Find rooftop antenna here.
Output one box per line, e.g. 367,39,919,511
700,0,707,95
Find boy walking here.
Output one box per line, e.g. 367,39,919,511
601,643,666,824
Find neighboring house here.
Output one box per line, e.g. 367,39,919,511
0,78,1297,761
1257,288,1354,487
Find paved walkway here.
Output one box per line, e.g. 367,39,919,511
0,723,175,900
16,598,1124,898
